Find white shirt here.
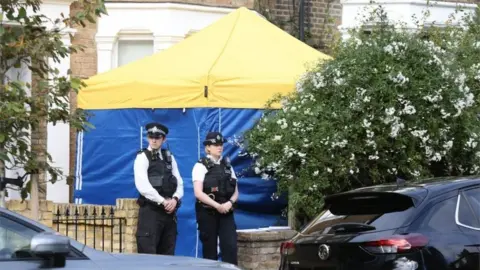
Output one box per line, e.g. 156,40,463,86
134,146,184,204
192,155,237,182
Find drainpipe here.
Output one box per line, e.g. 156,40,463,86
299,0,305,41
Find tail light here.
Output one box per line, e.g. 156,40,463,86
280,241,295,255
362,233,429,254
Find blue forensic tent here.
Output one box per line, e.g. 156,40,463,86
74,7,329,257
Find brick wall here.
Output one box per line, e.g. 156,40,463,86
6,200,54,228
255,0,342,52
238,230,296,270
6,199,136,254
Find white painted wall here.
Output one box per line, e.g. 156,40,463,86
95,3,238,73
5,0,75,203
339,0,477,38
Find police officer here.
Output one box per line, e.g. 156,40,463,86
192,131,239,265
134,122,184,255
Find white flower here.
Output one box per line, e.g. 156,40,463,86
389,72,409,86
431,152,442,161
466,138,478,148
411,129,428,138
390,121,405,138
332,139,348,148
387,168,397,175
402,104,416,115
443,140,453,150
327,168,333,173
366,139,377,148
362,119,371,128
366,130,375,138
385,107,395,116
440,109,451,119
350,153,355,160
313,170,319,176
312,72,326,89
273,135,282,141
277,118,288,129
254,167,262,174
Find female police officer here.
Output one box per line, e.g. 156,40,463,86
192,131,239,265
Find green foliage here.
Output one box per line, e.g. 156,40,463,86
0,0,105,198
243,4,480,220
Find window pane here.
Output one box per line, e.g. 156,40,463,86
0,216,37,260
459,188,480,228
117,40,153,67
411,196,459,232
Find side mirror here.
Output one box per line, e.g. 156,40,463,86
30,232,70,268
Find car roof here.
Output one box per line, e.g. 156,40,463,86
349,175,480,197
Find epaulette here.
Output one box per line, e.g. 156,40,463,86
137,148,147,155
199,157,213,169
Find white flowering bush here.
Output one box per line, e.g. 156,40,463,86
243,6,480,220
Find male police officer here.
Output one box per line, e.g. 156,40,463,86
134,122,184,255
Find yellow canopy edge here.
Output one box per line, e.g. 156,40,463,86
77,7,331,110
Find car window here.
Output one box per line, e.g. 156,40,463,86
302,207,415,235
0,215,38,260
410,196,459,232
457,188,480,228
0,215,84,260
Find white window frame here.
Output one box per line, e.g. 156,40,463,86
455,189,480,231
112,29,154,68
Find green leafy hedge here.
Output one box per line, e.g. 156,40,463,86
243,5,480,220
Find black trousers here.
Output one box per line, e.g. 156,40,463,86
136,203,177,255
196,204,238,265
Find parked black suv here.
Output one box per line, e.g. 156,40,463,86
279,176,480,270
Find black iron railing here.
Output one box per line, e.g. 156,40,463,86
54,206,126,253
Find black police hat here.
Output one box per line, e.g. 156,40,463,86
145,122,168,138
203,131,226,146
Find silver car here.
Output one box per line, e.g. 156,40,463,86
0,207,241,269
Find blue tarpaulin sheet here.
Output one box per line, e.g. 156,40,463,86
74,108,287,257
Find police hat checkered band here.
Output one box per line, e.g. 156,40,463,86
147,126,165,135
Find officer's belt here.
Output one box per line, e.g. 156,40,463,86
137,195,181,213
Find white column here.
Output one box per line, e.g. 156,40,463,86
96,36,116,73
46,29,76,203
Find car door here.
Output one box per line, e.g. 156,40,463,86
0,212,98,269
455,186,480,269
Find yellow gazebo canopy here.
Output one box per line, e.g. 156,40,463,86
77,7,330,110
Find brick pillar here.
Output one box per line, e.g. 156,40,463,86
237,230,297,270
115,199,139,253
68,1,98,202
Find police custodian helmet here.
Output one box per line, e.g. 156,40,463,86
203,131,227,146
145,122,169,138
